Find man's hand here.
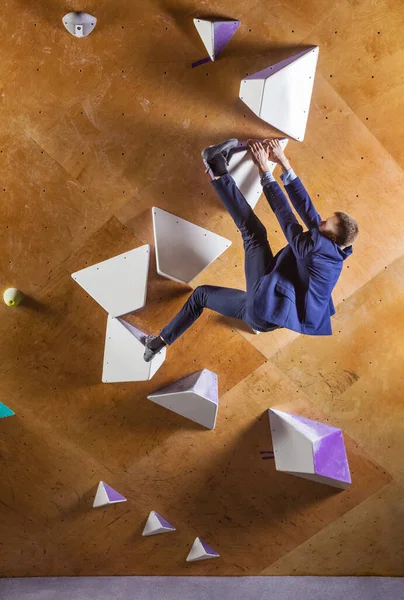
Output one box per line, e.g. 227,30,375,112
263,138,291,172
248,139,269,175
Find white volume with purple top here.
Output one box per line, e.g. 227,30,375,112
193,19,240,62
269,408,351,489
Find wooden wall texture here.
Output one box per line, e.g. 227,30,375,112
0,0,403,576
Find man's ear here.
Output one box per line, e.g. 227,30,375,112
324,230,337,243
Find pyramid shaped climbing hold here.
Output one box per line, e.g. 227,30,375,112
239,46,319,141
102,316,166,383
148,369,218,429
186,537,220,562
222,139,288,209
71,245,150,318
0,402,15,419
193,19,240,61
93,481,127,508
152,207,231,284
142,511,176,537
269,409,351,489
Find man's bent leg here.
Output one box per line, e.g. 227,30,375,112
160,285,247,345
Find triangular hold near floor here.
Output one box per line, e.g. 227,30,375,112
148,369,219,429
93,481,127,508
269,409,351,489
186,537,220,562
193,18,240,61
152,207,231,284
71,245,150,317
142,511,176,536
102,316,166,383
239,47,319,141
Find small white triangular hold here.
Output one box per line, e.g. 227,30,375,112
142,511,176,536
186,537,220,562
71,245,150,317
193,19,240,61
239,47,319,141
93,481,127,508
148,369,218,429
269,409,351,489
226,139,288,209
152,207,231,284
102,316,166,382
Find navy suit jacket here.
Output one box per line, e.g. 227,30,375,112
253,177,353,335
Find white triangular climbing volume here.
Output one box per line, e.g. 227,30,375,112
102,316,166,383
71,245,150,317
93,481,127,508
148,369,219,429
186,537,220,562
239,47,319,141
152,207,231,284
142,511,176,536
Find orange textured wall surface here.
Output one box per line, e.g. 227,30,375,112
0,0,403,576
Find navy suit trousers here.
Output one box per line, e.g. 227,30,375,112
160,174,280,345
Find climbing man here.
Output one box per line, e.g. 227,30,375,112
143,138,358,361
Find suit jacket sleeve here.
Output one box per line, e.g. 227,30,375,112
263,180,318,259
283,177,322,230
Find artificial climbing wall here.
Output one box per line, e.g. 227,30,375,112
0,0,403,576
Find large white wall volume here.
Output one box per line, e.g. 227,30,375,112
103,316,166,382
239,47,319,141
71,245,150,317
152,207,231,285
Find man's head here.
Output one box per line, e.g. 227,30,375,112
319,212,359,248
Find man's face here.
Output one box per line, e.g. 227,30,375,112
319,214,340,241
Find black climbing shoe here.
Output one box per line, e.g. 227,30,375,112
201,138,239,176
143,335,166,363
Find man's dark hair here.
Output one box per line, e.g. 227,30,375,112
334,212,359,247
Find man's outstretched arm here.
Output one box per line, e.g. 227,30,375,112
265,139,322,230
248,140,318,259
